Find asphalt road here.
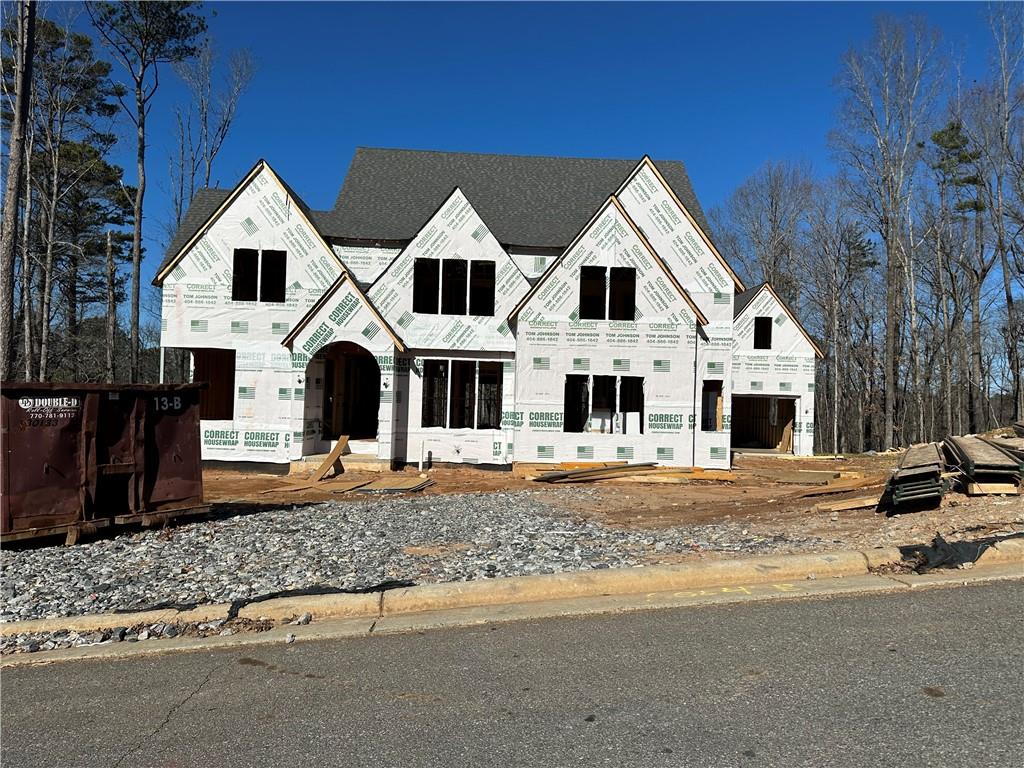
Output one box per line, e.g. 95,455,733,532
3,581,1022,767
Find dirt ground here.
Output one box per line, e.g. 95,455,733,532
202,451,1024,555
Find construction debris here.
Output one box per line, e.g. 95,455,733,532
944,435,1022,494
813,496,882,513
750,469,840,485
357,477,435,494
888,442,945,508
532,463,660,484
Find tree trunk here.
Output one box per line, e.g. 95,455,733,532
882,223,899,450
20,143,34,381
0,0,35,380
38,194,57,381
106,230,115,384
130,82,146,382
68,256,79,382
969,274,985,433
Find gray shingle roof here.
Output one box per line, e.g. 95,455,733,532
156,148,714,282
320,147,711,248
156,188,231,281
733,283,767,319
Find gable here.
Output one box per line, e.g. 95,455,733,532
366,188,530,351
617,157,744,308
512,197,707,327
158,163,345,345
285,274,400,363
733,285,823,358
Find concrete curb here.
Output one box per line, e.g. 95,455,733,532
1,547,904,639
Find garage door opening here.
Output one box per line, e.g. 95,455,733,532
731,395,795,452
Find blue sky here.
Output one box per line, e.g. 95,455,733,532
78,1,996,280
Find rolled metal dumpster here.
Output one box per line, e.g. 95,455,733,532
1,382,207,544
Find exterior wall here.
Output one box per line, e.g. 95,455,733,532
509,250,558,280
161,165,343,462
391,349,517,465
332,244,400,288
618,163,737,468
732,288,817,455
367,189,531,352
514,201,702,466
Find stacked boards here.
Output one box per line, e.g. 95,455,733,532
888,442,945,508
944,436,1022,495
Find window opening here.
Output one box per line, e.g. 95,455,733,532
469,261,496,316
619,376,644,434
441,259,468,315
413,258,440,314
608,267,636,320
754,316,773,349
421,360,448,427
449,361,477,429
591,375,617,433
476,362,502,429
702,380,723,432
259,249,287,303
564,375,590,433
579,266,606,320
231,249,258,301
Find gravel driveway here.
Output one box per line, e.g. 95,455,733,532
1,489,825,625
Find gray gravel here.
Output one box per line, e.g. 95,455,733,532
1,490,824,651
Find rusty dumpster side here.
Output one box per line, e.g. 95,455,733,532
1,382,207,542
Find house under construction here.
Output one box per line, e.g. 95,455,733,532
156,148,822,468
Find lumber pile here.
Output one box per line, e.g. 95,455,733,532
888,442,945,507
942,436,1015,495
1013,420,1024,438
944,435,1022,496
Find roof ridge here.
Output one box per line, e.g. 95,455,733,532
353,145,688,166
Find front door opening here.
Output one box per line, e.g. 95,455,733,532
731,395,796,452
319,342,380,441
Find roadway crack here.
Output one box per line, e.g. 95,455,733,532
113,663,220,767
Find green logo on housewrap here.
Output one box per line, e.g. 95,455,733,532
302,322,335,355
329,294,360,328
528,411,562,430
648,413,684,433
243,431,287,450
203,429,238,448
501,411,523,428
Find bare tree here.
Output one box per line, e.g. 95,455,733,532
831,15,944,448
0,0,35,380
86,1,205,382
709,160,814,303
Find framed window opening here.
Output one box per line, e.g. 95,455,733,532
754,316,773,349
231,247,287,303
578,265,637,321
701,380,723,432
414,258,496,317
420,358,505,430
563,374,644,434
192,348,236,420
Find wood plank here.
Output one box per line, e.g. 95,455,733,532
813,496,882,513
795,476,887,498
752,469,839,485
312,436,350,481
326,480,372,494
359,476,434,492
967,482,1020,496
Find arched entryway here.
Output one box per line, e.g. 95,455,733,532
304,341,380,454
